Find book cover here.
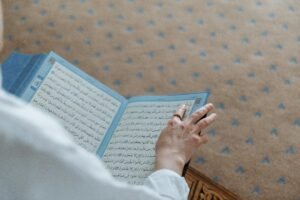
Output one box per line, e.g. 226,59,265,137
1,51,209,184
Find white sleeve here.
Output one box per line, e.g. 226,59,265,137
144,169,190,200
0,91,189,200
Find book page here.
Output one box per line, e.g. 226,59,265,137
102,100,195,185
30,62,121,153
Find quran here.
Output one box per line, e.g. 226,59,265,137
1,52,209,185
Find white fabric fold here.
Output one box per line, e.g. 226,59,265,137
0,86,189,200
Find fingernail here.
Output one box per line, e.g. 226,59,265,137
181,104,186,109
207,103,213,108
212,113,217,120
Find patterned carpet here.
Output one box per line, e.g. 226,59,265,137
1,0,299,199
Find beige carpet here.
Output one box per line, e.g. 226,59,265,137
1,0,299,199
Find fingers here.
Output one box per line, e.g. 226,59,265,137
171,104,187,124
192,113,217,134
189,103,214,124
190,134,209,147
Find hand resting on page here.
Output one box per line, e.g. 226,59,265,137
155,103,217,175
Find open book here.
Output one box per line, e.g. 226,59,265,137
1,52,209,185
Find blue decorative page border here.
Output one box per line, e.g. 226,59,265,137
96,101,128,157
128,92,210,114
21,51,126,103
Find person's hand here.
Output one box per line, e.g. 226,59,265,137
155,103,217,175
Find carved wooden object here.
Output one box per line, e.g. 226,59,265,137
185,166,242,200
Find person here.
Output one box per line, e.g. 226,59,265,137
0,1,217,199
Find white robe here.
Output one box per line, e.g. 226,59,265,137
0,71,189,200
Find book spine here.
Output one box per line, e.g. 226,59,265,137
12,54,46,97
1,52,32,92
96,101,128,158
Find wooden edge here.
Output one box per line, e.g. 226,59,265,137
184,166,243,200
